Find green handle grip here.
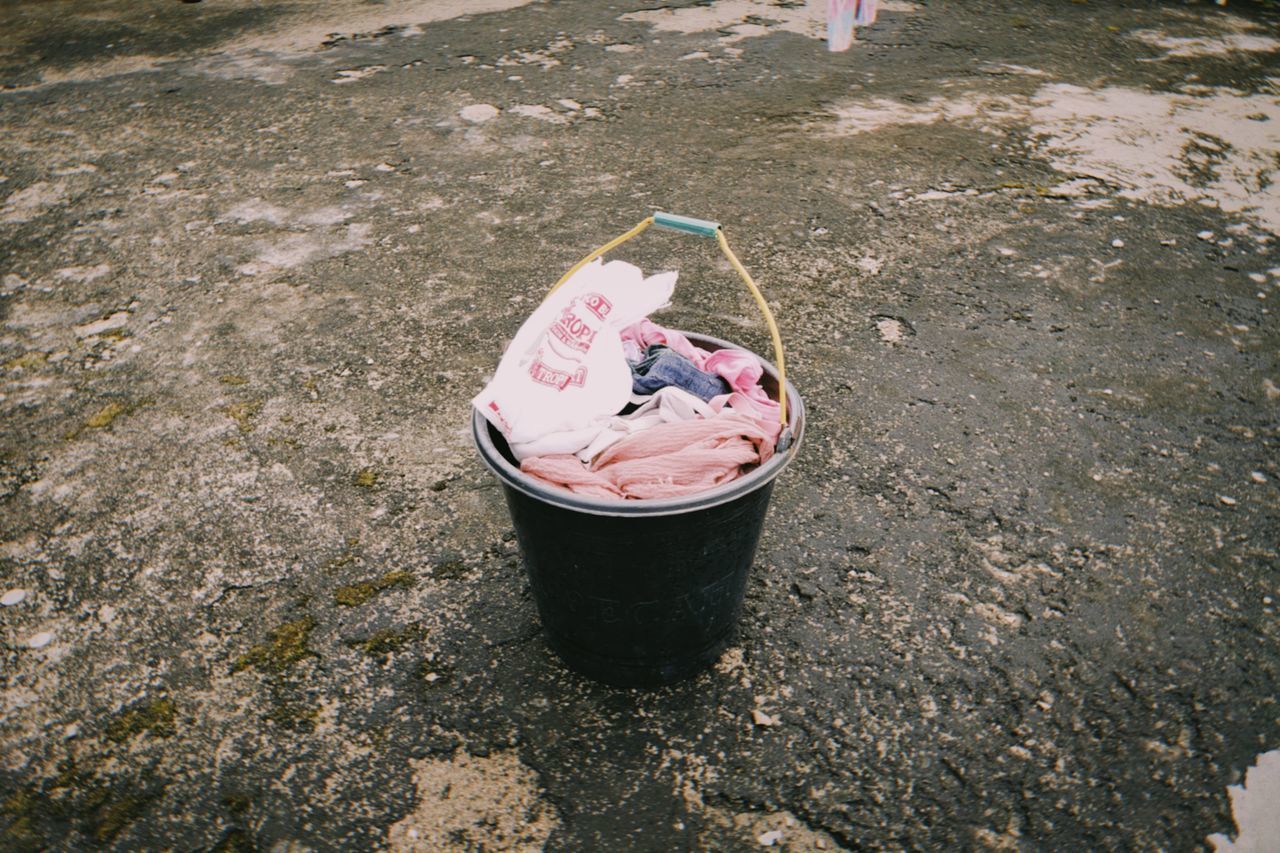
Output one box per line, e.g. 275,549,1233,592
653,211,721,239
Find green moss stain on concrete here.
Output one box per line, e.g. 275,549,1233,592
85,402,128,430
433,557,467,579
333,570,415,606
4,351,48,371
221,793,253,817
64,398,153,440
324,551,356,572
223,400,264,434
232,616,316,674
2,789,39,848
264,697,321,732
90,791,154,844
49,754,96,793
353,468,378,488
218,374,249,386
64,402,125,440
104,698,177,743
348,624,424,658
12,751,160,847
211,827,257,852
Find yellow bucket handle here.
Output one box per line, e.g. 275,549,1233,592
543,214,788,426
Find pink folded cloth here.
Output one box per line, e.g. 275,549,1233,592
520,412,775,500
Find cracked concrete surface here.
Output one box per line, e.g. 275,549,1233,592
1,0,1277,849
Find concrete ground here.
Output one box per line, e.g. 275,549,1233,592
2,0,1278,849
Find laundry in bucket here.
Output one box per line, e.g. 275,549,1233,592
474,259,783,499
490,313,781,471
470,212,794,499
510,316,781,498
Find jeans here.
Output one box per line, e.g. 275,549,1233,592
630,345,730,401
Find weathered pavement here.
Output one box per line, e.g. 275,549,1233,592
2,0,1278,849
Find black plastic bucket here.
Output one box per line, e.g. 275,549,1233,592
472,332,804,688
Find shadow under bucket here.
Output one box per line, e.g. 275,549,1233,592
472,332,805,688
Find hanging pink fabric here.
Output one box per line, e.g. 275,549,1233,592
828,0,878,52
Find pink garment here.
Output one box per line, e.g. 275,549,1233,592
711,392,783,448
520,412,774,500
620,318,782,424
704,349,780,421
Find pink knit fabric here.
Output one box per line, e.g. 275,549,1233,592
520,412,774,500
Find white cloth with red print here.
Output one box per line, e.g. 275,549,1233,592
472,259,677,453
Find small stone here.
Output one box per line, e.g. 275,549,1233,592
64,723,80,739
27,632,54,649
459,103,499,123
1250,471,1267,484
1111,239,1124,248
758,829,783,846
1198,230,1215,241
74,310,129,338
99,605,117,624
875,316,908,344
1219,495,1238,506
1,589,26,606
374,163,395,172
344,179,367,188
751,709,778,727
792,580,818,600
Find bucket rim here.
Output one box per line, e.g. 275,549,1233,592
472,331,805,517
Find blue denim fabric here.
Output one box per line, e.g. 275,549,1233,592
630,345,730,401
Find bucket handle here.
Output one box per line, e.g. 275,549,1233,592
543,212,789,428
